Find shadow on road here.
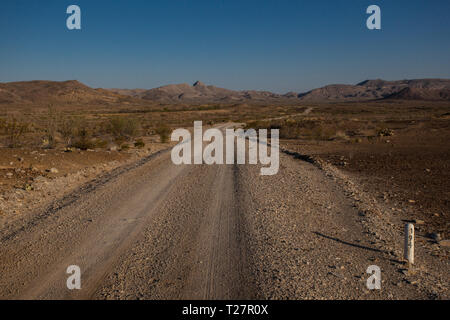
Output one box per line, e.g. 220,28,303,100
313,231,403,264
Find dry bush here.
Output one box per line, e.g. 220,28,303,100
134,138,145,148
71,121,95,150
60,116,109,150
59,117,79,147
377,128,395,137
108,116,140,144
281,120,339,141
331,130,348,140
120,143,130,151
280,123,301,139
313,125,337,140
155,124,172,143
0,117,30,147
93,138,108,149
245,119,296,138
44,105,59,148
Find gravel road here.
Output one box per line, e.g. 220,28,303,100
0,124,446,299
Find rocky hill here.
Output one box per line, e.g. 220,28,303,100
110,81,295,104
1,78,449,106
0,80,122,105
298,79,450,101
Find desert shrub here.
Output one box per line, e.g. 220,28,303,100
155,125,172,143
331,130,348,141
377,128,394,137
44,105,59,148
108,116,140,143
244,120,265,130
1,117,30,147
120,143,130,151
316,127,334,140
108,117,126,140
134,138,145,148
93,138,108,149
72,126,95,150
280,123,301,139
59,117,79,147
367,135,376,142
318,125,337,140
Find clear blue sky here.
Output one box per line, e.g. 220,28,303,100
1,0,449,93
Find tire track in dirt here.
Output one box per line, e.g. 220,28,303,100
93,128,255,299
0,151,189,299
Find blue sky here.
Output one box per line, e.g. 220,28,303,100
1,0,449,93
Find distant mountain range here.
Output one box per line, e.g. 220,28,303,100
1,78,449,106
107,78,450,102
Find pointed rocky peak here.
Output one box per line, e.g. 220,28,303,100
193,80,206,87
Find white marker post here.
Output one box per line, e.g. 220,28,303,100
404,223,414,267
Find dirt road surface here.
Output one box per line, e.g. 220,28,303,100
0,124,448,300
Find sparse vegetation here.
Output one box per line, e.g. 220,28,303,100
0,117,30,148
120,143,130,151
0,96,449,250
134,138,145,148
155,124,172,143
108,116,140,144
59,117,79,147
43,105,59,148
72,125,95,150
246,119,338,140
377,128,395,137
93,138,108,149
